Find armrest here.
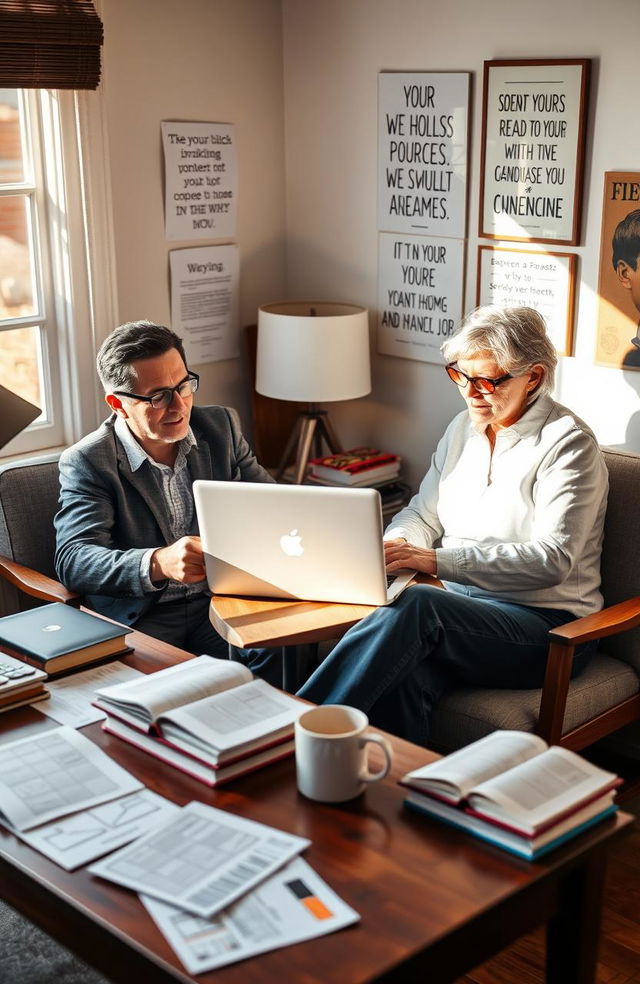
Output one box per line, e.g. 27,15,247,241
0,554,80,605
548,596,640,647
537,595,640,744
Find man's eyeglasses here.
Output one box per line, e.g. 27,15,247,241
114,372,200,410
445,363,512,395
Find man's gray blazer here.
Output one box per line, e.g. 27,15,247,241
54,405,273,626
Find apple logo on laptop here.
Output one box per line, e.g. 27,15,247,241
280,529,304,557
42,624,62,632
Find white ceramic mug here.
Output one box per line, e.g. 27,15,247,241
295,704,393,803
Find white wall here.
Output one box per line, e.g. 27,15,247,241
282,0,640,488
100,0,286,430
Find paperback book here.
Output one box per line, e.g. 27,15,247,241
94,655,303,786
400,730,620,860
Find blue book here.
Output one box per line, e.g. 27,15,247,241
404,790,618,861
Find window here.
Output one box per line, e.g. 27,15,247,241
0,85,114,458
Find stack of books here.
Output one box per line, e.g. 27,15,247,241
94,655,303,787
0,651,49,713
400,730,621,860
308,447,401,487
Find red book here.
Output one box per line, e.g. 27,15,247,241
309,447,400,484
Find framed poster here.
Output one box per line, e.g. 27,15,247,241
378,71,469,238
479,59,590,245
377,232,465,363
595,172,640,369
476,245,576,356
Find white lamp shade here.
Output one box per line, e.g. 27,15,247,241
256,301,371,403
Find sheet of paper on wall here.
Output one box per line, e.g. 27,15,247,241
89,800,310,918
35,661,143,728
141,855,359,975
0,726,143,832
170,245,240,364
161,120,237,241
16,789,179,871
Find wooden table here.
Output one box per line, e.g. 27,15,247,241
0,627,633,984
209,575,443,689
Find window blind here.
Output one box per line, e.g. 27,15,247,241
0,0,103,89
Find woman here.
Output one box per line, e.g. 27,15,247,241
298,306,609,746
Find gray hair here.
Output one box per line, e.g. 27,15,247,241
441,305,557,396
97,321,187,392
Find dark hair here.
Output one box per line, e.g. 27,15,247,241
96,321,187,392
612,210,640,271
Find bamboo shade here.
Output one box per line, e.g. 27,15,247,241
0,0,103,89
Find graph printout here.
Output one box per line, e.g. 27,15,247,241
0,726,142,832
18,790,178,870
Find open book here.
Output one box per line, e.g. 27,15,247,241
94,656,303,783
400,731,620,856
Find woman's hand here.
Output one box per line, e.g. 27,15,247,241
384,538,437,576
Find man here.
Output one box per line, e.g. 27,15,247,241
54,320,275,669
612,209,640,348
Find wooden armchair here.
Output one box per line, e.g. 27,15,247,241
430,447,640,752
0,454,79,612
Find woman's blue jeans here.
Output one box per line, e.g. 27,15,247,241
297,583,591,747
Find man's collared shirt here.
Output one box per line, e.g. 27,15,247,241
114,416,205,600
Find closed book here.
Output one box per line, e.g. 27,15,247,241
308,447,400,483
0,603,129,676
309,461,401,486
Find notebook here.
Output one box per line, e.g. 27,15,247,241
0,384,41,452
193,481,415,606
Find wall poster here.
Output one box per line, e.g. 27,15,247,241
477,245,575,356
377,232,465,363
161,121,237,241
479,59,590,245
169,245,239,365
378,71,469,239
595,171,640,369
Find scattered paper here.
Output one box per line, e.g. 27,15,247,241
89,800,310,917
0,726,143,831
36,661,143,728
142,856,359,974
16,790,179,870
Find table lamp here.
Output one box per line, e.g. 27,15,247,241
256,301,371,483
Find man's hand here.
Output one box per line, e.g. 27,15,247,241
150,536,206,584
384,537,437,576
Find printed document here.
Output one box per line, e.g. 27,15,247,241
0,726,143,831
36,661,143,728
141,856,359,974
18,790,178,870
89,800,310,917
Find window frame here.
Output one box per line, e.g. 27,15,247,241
0,85,116,460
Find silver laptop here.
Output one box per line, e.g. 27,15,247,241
193,480,414,606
